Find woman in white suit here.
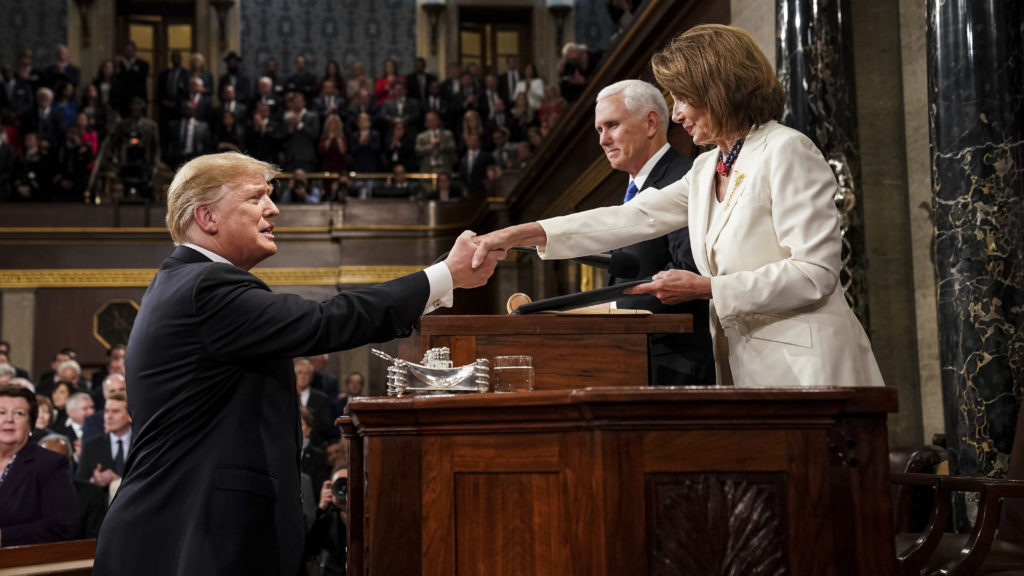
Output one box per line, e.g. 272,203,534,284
471,24,884,388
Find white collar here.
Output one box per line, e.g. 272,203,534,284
631,142,671,191
110,428,132,450
182,242,234,266
299,387,311,406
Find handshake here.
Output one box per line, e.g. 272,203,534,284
443,223,548,290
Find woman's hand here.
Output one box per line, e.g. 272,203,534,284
624,269,712,305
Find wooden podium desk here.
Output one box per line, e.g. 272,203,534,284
342,386,898,576
419,314,693,390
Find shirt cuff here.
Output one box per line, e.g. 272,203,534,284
423,262,454,314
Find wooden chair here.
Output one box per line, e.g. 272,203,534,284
892,399,1024,575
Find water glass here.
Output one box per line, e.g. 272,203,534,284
492,355,534,392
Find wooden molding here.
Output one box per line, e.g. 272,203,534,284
0,266,423,288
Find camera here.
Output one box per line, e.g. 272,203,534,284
562,59,580,77
332,477,348,501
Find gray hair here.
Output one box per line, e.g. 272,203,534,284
67,392,92,411
36,87,54,100
10,377,34,392
596,79,670,134
103,373,126,393
0,363,15,378
57,359,82,377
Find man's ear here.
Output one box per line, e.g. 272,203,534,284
193,204,217,234
647,111,660,137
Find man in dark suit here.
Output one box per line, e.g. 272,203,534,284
286,56,318,102
282,92,320,172
405,57,437,103
93,151,502,575
497,55,520,106
43,44,80,93
76,393,131,490
218,51,252,106
294,358,334,445
379,81,421,132
298,406,330,505
157,51,188,145
458,133,493,195
595,80,715,385
114,41,150,117
246,101,284,164
166,102,213,168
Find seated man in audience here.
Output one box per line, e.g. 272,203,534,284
76,393,131,495
379,81,421,132
309,354,339,399
36,347,76,397
283,92,321,172
458,133,493,195
295,358,333,446
374,164,423,199
287,55,318,102
490,127,517,169
0,341,29,381
246,101,284,165
434,171,464,202
39,434,107,538
324,439,345,472
54,391,94,448
83,373,127,441
312,79,344,122
415,111,457,173
252,76,282,118
332,372,366,418
90,344,126,401
167,101,213,168
299,406,330,505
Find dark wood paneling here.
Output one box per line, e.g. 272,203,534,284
33,288,146,381
365,435,422,574
455,472,561,576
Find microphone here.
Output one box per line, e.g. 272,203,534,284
509,247,641,280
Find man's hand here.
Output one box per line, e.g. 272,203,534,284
445,230,505,289
92,464,120,487
470,222,547,269
623,269,712,305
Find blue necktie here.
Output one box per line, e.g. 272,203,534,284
114,438,125,476
623,181,638,204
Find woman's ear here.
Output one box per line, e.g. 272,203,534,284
193,204,217,234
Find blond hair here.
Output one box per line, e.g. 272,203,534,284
651,24,784,142
165,152,279,245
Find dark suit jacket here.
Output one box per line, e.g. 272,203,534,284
304,387,335,445
406,72,437,102
0,442,78,546
75,479,107,538
77,432,123,483
608,147,715,385
284,110,321,171
94,245,429,575
300,444,329,506
459,149,494,193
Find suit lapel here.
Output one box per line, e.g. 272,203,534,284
690,156,718,276
702,122,773,265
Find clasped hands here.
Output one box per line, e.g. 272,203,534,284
467,226,712,305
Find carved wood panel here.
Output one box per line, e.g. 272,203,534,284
646,473,789,576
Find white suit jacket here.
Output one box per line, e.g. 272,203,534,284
539,121,884,388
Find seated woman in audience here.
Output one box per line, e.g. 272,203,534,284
0,384,78,547
319,113,348,174
374,58,403,107
513,63,545,112
379,118,415,172
537,84,567,126
459,109,491,155
49,381,72,427
320,60,345,98
32,395,56,443
510,91,537,133
79,85,107,144
91,60,117,117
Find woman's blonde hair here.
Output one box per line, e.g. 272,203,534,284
322,113,344,139
165,152,278,245
651,24,784,142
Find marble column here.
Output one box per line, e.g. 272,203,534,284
776,0,869,326
927,0,1024,511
